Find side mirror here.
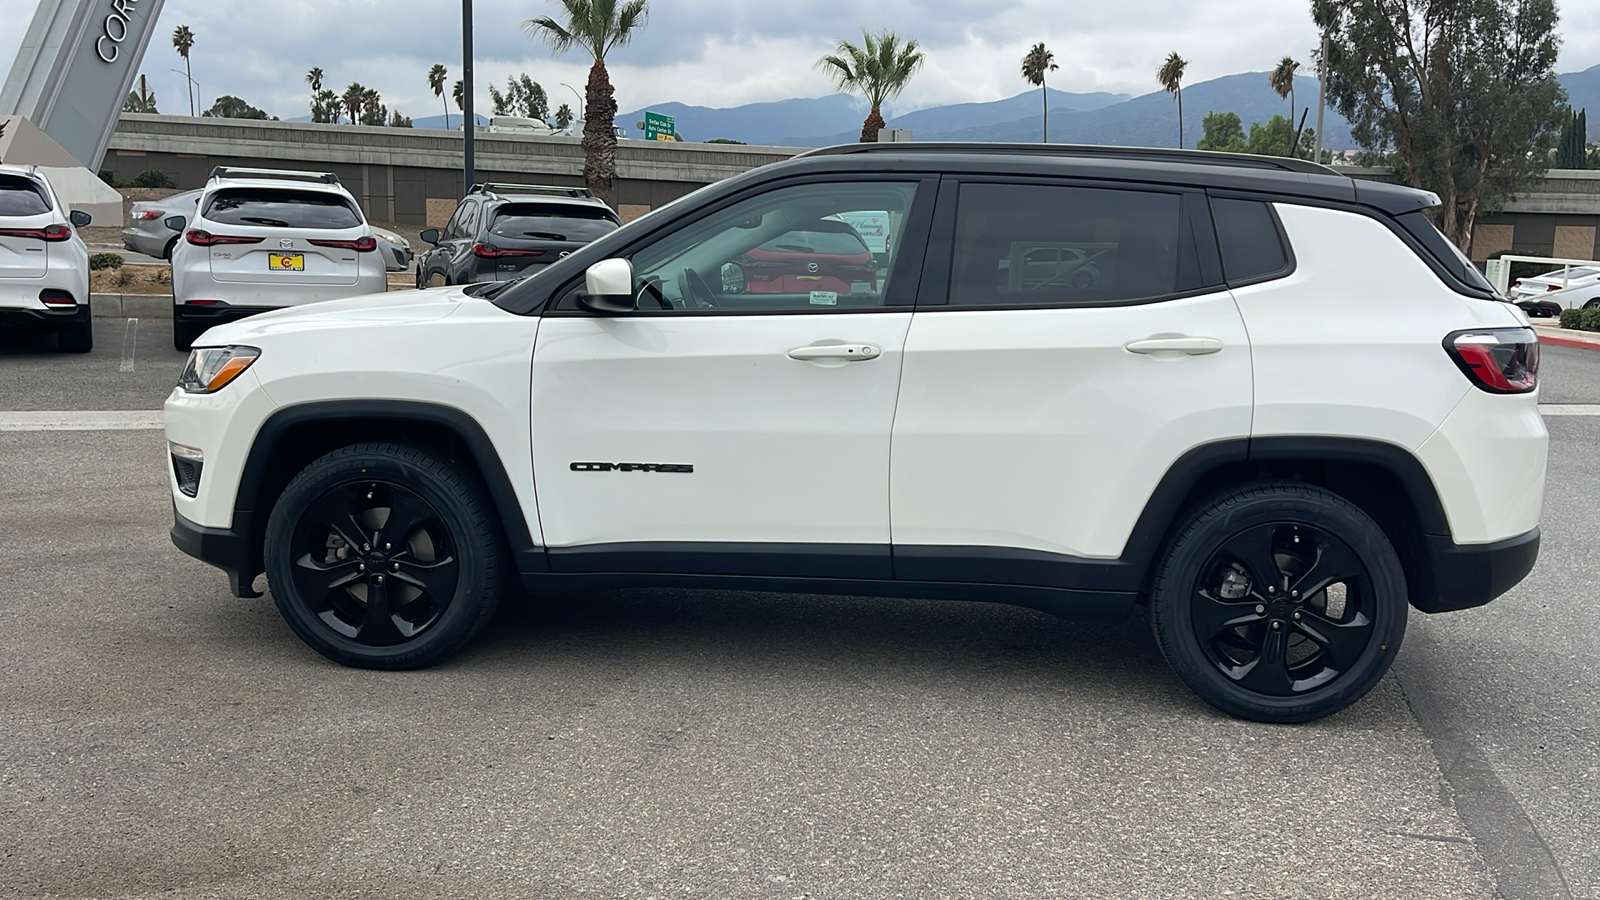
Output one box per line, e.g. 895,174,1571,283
577,258,637,313
69,210,92,228
419,228,440,245
164,215,187,231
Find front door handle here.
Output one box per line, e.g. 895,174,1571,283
788,344,882,361
1124,336,1224,355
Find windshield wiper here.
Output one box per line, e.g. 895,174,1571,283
240,216,291,228
521,231,567,240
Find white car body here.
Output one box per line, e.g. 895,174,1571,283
170,169,387,349
0,163,93,350
164,146,1548,720
1509,265,1600,311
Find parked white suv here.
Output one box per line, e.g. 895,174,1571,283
0,164,93,352
167,167,387,350
165,145,1546,723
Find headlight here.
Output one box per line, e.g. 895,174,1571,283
179,346,260,393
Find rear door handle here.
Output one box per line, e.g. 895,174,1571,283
1124,336,1224,355
788,344,882,361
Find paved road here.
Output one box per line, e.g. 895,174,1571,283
0,335,1596,898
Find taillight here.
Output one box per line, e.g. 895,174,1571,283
308,236,377,252
473,242,545,259
1444,328,1540,394
0,224,71,242
1546,285,1561,292
134,210,163,220
186,230,262,246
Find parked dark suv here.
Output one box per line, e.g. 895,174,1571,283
416,183,621,288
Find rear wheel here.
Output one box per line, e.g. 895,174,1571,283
1584,299,1599,310
1149,483,1407,723
263,442,504,669
162,235,180,260
57,319,93,353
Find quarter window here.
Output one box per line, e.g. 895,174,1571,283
626,181,918,312
1211,197,1290,284
949,183,1191,306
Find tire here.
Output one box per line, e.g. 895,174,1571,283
1584,299,1600,310
57,320,93,353
1071,271,1094,289
1149,483,1407,723
162,235,180,260
172,316,202,352
263,442,504,669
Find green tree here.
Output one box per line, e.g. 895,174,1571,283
123,76,158,113
452,79,465,115
428,64,450,130
523,0,650,201
171,25,196,116
554,103,573,130
1245,114,1297,157
341,83,367,125
311,89,341,124
306,67,326,120
1312,0,1567,249
1021,42,1058,143
1197,111,1247,152
817,29,925,143
359,87,386,126
389,109,413,128
1157,51,1188,149
1269,56,1300,155
202,95,271,119
1554,109,1589,168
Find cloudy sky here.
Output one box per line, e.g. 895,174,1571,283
3,0,1598,121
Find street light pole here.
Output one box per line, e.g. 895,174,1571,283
462,0,475,190
1314,33,1327,164
560,83,585,123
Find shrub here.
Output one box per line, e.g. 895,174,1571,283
128,170,177,189
1582,308,1600,332
88,253,124,271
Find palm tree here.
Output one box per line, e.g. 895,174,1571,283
452,80,465,117
555,103,573,130
306,67,324,93
816,29,925,143
1021,43,1059,143
1269,56,1300,156
428,64,450,130
523,0,650,201
342,82,367,126
172,25,196,116
1157,51,1189,149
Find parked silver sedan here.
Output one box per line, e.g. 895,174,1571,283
122,189,202,259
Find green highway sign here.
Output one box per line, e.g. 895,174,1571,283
644,111,676,142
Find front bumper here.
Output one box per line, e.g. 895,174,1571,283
171,506,262,598
1417,527,1540,613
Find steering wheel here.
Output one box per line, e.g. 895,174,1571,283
678,267,720,308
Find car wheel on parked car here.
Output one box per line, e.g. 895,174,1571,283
1149,483,1407,723
57,318,93,353
263,441,504,669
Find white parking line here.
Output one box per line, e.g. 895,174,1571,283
0,411,164,432
119,318,139,373
1539,404,1600,416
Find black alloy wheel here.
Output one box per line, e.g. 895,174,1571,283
264,442,503,669
1150,484,1406,723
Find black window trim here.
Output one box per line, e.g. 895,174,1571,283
915,176,1228,312
538,173,942,318
1205,191,1299,289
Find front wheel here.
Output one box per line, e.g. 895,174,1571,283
1584,299,1600,310
1149,483,1407,723
263,442,504,669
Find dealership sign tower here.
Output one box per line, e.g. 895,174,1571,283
0,0,169,170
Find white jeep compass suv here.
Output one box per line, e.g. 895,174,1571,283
0,164,94,352
165,145,1546,723
167,167,386,350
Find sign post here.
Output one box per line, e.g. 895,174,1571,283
643,111,676,142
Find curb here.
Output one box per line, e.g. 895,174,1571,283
91,293,174,319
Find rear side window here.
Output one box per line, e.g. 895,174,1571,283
0,175,52,216
203,188,362,230
1211,198,1290,284
488,204,619,242
1394,211,1497,296
948,183,1192,306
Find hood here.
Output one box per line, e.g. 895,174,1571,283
195,286,472,346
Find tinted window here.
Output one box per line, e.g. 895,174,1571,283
488,204,618,241
755,225,870,257
0,175,51,216
949,183,1186,306
203,189,362,230
1212,198,1289,284
1394,210,1496,294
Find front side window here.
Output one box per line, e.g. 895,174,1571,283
627,181,918,311
949,183,1191,307
203,188,362,230
0,175,52,217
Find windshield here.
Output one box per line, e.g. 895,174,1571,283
203,188,363,230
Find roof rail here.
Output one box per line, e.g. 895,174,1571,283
209,166,341,185
796,142,1338,176
470,182,593,199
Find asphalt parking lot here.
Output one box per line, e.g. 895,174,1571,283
2,321,1597,898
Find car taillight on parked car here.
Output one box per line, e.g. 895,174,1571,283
0,224,72,242
1444,328,1540,394
186,230,263,247
472,243,545,259
134,210,163,220
308,236,377,252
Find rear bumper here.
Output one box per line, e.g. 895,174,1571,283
0,302,90,329
171,506,261,598
1417,527,1540,613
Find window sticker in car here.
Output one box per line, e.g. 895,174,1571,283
810,291,838,306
